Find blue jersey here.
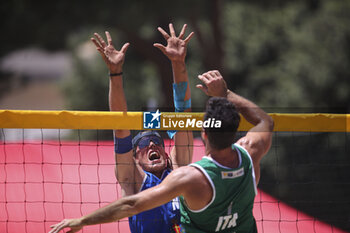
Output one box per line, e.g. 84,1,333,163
128,169,181,233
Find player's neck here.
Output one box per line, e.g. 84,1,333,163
207,147,239,169
152,170,164,179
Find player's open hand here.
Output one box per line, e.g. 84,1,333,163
197,70,228,97
154,23,194,62
91,31,129,74
49,218,83,233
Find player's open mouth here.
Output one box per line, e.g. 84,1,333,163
148,151,160,161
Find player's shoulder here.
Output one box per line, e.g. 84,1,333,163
168,166,204,185
236,134,268,162
171,165,200,177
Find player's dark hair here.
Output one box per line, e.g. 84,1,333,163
204,97,240,150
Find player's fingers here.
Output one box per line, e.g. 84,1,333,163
213,70,224,80
49,224,57,233
178,24,187,39
196,84,208,95
202,71,215,80
120,43,130,54
94,33,107,48
153,43,166,53
50,223,57,228
105,31,113,46
50,220,64,229
198,74,210,85
96,47,104,53
49,221,65,233
213,70,221,77
96,48,109,63
90,38,103,50
91,40,105,56
198,73,209,80
184,32,194,44
91,41,107,59
157,27,170,40
169,23,176,37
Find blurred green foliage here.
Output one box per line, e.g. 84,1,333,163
60,0,350,113
2,0,349,112
222,1,350,111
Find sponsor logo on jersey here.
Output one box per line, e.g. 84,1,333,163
221,167,244,179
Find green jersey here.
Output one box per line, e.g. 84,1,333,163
179,144,257,233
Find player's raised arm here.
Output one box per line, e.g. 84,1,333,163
154,23,194,167
197,70,274,184
91,32,143,196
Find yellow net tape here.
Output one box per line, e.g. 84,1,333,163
0,110,349,132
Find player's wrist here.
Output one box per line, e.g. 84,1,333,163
224,90,234,100
173,82,191,112
109,71,123,77
171,59,186,65
109,67,123,77
109,66,123,74
218,89,229,98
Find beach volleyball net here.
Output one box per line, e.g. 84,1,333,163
0,110,349,233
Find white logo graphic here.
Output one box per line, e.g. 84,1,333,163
143,109,161,129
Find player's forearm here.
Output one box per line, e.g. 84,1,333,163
109,76,131,137
227,90,273,130
109,77,127,112
171,61,193,163
171,61,191,104
172,61,188,82
80,197,138,226
173,131,193,167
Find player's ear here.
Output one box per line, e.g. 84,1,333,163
163,152,169,158
165,155,173,170
133,150,141,162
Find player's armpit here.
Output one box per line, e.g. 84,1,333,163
114,150,145,196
